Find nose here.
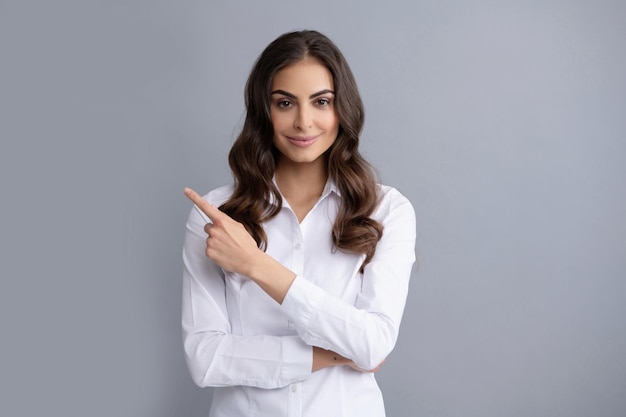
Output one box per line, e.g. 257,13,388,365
294,104,313,130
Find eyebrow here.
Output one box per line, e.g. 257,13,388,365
270,89,335,99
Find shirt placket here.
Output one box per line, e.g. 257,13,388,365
287,215,305,332
287,381,303,417
290,209,305,273
288,217,304,417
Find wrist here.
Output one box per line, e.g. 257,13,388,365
312,347,350,371
240,247,267,279
244,250,297,304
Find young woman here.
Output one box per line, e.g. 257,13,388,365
182,30,416,417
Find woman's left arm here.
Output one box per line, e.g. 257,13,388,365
279,188,416,370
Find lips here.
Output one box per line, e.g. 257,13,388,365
287,135,319,148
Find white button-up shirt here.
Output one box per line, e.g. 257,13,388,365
182,179,416,417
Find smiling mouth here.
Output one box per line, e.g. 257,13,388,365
287,135,319,147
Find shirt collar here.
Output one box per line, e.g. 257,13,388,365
270,175,341,207
321,176,341,199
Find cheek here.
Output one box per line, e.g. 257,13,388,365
323,112,340,132
270,111,289,132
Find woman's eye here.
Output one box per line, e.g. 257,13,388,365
276,100,292,108
316,98,331,106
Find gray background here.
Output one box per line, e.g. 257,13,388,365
1,1,625,416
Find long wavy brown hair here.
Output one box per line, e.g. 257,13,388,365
219,30,383,270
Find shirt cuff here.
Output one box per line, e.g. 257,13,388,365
281,334,313,382
280,275,319,329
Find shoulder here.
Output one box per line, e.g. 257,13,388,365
202,184,235,206
376,184,413,211
373,184,416,227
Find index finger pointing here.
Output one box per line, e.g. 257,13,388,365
183,187,224,223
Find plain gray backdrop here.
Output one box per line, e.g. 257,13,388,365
1,1,625,416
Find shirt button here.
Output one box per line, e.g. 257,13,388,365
295,243,301,250
291,385,297,392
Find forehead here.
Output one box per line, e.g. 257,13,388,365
271,57,334,91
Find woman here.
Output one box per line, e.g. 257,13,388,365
182,30,416,417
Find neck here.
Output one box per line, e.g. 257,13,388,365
274,158,328,200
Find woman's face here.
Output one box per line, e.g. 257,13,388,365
270,57,339,168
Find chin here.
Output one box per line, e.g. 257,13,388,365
280,153,326,165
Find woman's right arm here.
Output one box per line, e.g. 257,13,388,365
182,201,314,389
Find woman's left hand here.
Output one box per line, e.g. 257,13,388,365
184,187,261,275
348,360,385,373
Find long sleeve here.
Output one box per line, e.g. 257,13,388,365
181,187,312,389
279,187,416,370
